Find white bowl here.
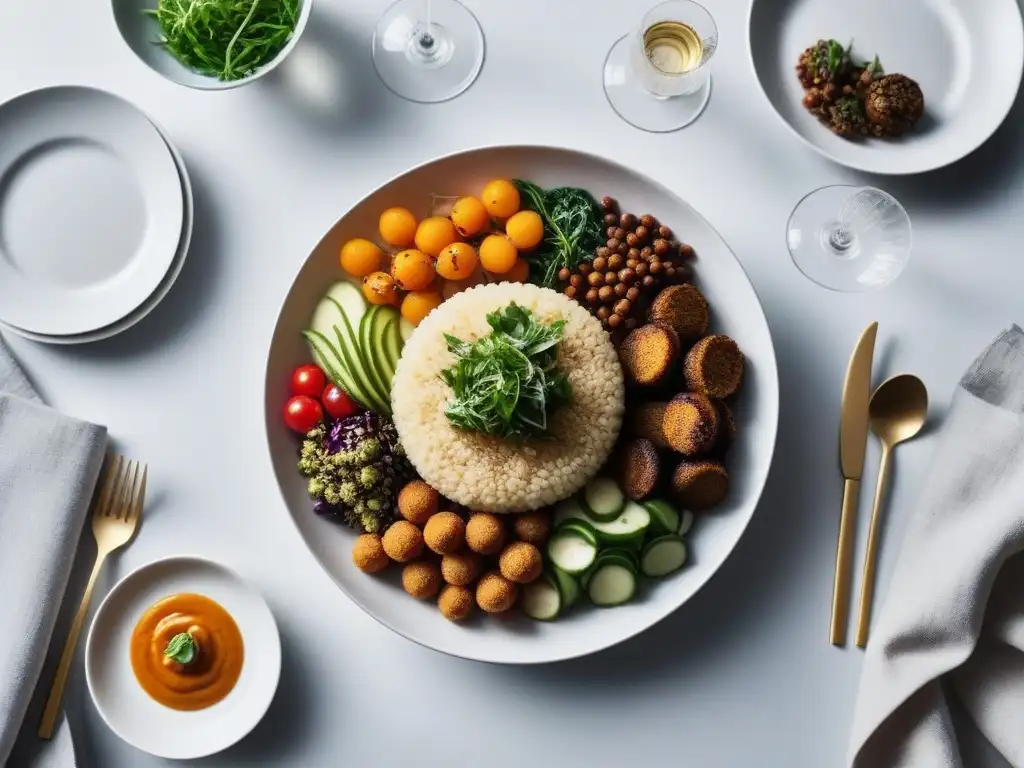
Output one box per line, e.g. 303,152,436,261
263,145,779,664
112,0,313,90
748,0,1024,174
85,556,281,759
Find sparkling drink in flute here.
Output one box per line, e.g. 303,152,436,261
372,0,485,103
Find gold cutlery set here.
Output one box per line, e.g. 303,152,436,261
830,323,927,647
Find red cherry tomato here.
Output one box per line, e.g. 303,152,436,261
284,396,323,434
322,384,359,420
291,364,327,398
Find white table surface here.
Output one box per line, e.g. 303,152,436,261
3,1,1023,766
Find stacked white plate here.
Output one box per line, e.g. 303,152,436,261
0,86,193,344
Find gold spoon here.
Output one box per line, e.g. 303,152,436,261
855,374,928,648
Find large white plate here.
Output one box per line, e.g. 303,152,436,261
0,116,193,345
86,556,281,760
0,86,183,335
748,0,1024,175
263,146,779,664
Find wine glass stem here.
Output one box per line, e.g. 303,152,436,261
829,224,854,253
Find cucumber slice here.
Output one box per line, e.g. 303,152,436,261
678,509,695,536
552,567,580,608
303,329,372,411
641,535,688,578
522,573,561,621
582,477,625,522
399,317,416,342
553,497,588,527
547,531,597,575
597,548,640,573
555,519,599,547
359,307,391,406
379,312,402,381
590,501,651,542
588,564,637,606
644,499,681,536
325,281,368,325
332,320,390,416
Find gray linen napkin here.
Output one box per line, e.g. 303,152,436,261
0,340,107,767
849,325,1024,768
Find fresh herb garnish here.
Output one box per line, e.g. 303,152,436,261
835,95,865,119
440,303,572,440
144,0,300,82
866,54,883,76
164,632,197,665
513,181,604,289
826,39,846,74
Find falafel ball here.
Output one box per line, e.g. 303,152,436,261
476,571,519,613
441,551,482,586
663,393,719,456
514,512,551,546
465,513,507,555
865,74,924,137
438,584,474,621
649,284,709,342
381,520,424,562
619,437,661,500
713,399,737,454
398,480,440,525
424,511,466,554
351,533,389,574
498,542,543,584
672,460,730,511
402,561,442,599
619,324,680,386
684,335,744,399
631,401,670,449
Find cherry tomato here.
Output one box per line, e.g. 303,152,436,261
322,384,359,420
284,396,323,434
291,364,327,398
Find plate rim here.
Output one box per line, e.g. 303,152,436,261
0,104,193,345
262,142,780,665
745,0,1024,175
84,554,281,759
0,84,184,334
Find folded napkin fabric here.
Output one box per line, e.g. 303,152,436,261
0,340,107,767
849,325,1024,768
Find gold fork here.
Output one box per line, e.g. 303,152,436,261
38,455,147,739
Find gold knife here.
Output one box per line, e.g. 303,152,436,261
830,321,878,646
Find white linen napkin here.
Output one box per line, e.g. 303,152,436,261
0,339,107,767
849,325,1024,768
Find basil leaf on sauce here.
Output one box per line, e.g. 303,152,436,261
164,632,197,665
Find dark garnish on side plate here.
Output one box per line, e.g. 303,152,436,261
796,38,922,139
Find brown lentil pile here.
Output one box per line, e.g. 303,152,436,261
557,196,694,343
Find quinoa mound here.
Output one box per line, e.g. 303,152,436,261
391,283,625,514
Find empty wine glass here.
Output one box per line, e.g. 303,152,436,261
372,0,484,103
787,186,912,292
603,0,717,132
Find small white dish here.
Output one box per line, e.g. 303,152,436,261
0,86,183,336
112,0,313,90
748,0,1024,174
0,114,193,345
85,556,281,760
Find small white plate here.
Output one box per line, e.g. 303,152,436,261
85,556,281,760
0,86,183,335
0,115,193,345
748,0,1024,174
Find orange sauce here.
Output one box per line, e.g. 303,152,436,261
130,593,243,711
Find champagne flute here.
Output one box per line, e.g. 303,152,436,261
372,0,485,103
603,0,718,132
787,186,912,291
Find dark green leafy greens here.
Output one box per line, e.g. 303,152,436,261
164,632,197,665
145,0,300,82
441,303,572,440
513,180,604,289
